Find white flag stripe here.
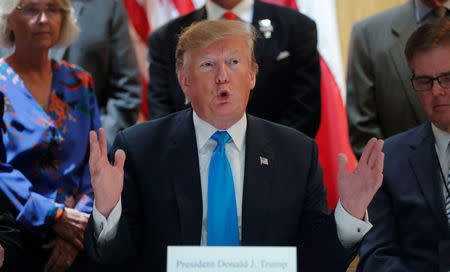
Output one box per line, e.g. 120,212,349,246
148,0,180,30
298,0,346,103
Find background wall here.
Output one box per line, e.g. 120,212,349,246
336,0,406,73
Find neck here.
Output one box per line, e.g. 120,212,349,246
6,47,51,74
211,0,242,10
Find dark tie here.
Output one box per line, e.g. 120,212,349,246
445,144,450,223
207,131,239,246
222,11,237,20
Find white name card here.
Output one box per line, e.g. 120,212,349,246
167,246,296,272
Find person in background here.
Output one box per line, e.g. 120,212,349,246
0,0,101,271
84,20,384,272
0,0,141,146
357,10,450,271
346,0,449,158
147,0,321,138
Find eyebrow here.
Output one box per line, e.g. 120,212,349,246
414,71,450,78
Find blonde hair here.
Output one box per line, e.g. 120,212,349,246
0,0,79,48
175,20,258,74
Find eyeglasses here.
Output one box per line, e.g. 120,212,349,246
411,73,450,92
16,4,63,19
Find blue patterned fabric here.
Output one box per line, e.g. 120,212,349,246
0,58,101,230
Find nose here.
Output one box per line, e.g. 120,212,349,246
37,11,49,23
215,62,229,84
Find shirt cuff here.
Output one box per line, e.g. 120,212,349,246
334,199,372,249
92,198,122,244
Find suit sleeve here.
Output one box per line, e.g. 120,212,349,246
279,14,321,138
84,132,140,270
346,22,384,158
300,140,355,271
357,183,408,271
147,27,176,119
101,0,141,143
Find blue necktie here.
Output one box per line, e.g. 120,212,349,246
207,131,239,246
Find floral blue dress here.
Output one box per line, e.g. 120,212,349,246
0,58,101,231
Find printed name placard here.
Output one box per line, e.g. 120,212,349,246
167,246,296,272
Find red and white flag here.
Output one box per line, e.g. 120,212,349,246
123,0,197,121
146,0,197,30
297,0,357,209
265,0,357,209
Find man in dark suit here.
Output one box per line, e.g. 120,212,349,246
357,12,450,272
147,0,320,138
85,20,384,272
346,0,449,158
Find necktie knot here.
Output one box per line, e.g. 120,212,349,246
211,131,230,147
223,11,237,20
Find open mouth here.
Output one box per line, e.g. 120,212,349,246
218,89,230,99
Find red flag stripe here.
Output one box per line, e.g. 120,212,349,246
172,0,196,16
316,56,357,209
123,0,151,42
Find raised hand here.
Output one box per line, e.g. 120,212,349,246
89,128,126,218
52,208,90,250
338,138,384,219
43,238,79,272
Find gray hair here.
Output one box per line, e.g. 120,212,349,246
0,0,79,48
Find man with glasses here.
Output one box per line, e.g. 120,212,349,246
346,0,450,159
357,11,450,272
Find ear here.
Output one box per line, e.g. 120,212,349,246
177,70,191,96
249,67,256,90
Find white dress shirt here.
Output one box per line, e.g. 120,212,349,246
206,0,254,22
92,111,372,248
415,0,450,24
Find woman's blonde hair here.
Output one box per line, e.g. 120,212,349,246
0,0,79,48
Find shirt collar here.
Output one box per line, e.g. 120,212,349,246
415,0,450,24
206,0,254,24
193,110,247,152
431,123,450,158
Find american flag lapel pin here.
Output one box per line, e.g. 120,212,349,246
260,156,269,166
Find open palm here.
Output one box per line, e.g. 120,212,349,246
89,128,126,218
338,138,384,219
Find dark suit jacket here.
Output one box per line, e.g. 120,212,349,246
357,122,450,271
147,0,321,138
84,109,353,272
346,0,428,158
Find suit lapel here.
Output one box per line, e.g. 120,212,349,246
389,0,427,123
241,115,274,244
409,122,449,235
49,1,85,61
168,110,203,244
194,6,207,21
